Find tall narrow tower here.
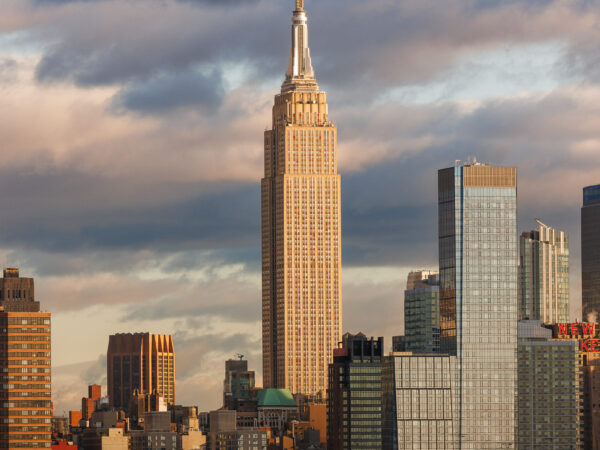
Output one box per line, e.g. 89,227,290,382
582,184,600,320
519,219,569,323
262,0,342,395
439,162,518,448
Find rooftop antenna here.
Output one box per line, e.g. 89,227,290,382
236,353,244,360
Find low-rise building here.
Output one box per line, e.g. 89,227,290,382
257,388,298,435
517,320,582,449
207,409,267,450
80,428,130,450
178,430,207,450
129,431,179,450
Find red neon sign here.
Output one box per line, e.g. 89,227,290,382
556,322,598,352
557,322,595,337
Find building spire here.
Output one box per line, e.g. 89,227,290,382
282,0,318,92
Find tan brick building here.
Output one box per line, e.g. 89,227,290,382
262,0,341,395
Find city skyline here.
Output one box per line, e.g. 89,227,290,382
0,0,599,414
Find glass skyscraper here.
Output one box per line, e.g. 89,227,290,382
404,270,440,353
438,162,518,449
582,184,600,321
519,220,569,323
382,354,457,449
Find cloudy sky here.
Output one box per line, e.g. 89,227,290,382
1,0,599,413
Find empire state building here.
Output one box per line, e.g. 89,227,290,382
262,0,341,394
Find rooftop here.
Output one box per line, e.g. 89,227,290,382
257,389,296,407
584,184,600,205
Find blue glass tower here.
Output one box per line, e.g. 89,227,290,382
582,184,600,321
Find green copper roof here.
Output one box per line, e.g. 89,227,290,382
257,389,297,407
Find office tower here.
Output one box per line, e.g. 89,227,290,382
107,333,175,410
404,270,440,353
391,335,406,352
517,320,582,448
583,184,600,320
0,268,52,449
262,0,341,395
438,162,518,448
223,357,255,409
382,353,456,449
519,219,569,323
327,333,382,449
83,384,102,420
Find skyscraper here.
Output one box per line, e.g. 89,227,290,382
262,0,341,394
519,219,569,323
327,333,383,449
107,333,175,410
404,270,440,353
438,162,518,448
223,357,255,409
0,268,52,449
582,184,600,320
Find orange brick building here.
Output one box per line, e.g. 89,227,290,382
0,268,52,449
82,384,102,420
69,410,82,428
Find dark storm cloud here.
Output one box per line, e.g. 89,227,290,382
0,58,18,83
1,87,598,278
26,0,600,99
33,0,285,87
0,168,259,253
114,69,225,114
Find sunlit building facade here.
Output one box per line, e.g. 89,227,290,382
0,268,52,449
519,220,569,323
107,333,175,409
439,162,518,449
262,0,341,394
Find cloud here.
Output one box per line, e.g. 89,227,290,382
9,0,594,94
118,266,261,324
114,69,225,114
0,58,18,82
32,0,281,86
